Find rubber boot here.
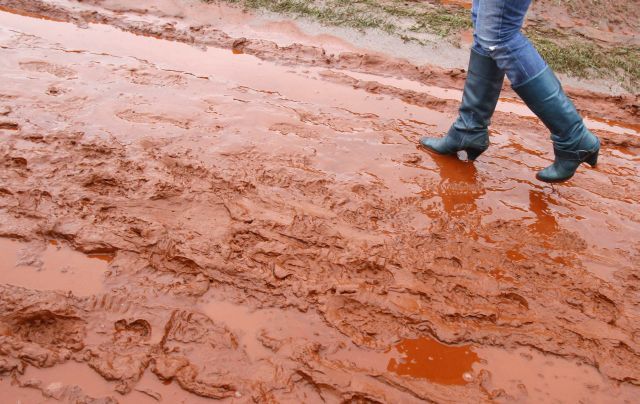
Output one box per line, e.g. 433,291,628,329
420,49,504,161
512,67,600,183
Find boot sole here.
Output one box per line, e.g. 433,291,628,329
419,143,450,156
536,173,574,183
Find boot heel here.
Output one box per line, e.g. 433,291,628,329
465,148,485,161
585,151,598,167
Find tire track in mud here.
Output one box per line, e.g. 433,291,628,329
0,1,639,402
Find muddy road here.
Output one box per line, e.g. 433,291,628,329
0,0,639,403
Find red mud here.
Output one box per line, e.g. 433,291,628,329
0,0,639,403
386,338,478,385
439,0,472,11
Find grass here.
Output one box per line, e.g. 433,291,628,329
215,0,395,32
208,0,639,91
525,27,639,91
212,0,471,40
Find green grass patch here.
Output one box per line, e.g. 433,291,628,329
410,7,472,37
526,27,639,91
214,0,471,39
213,0,395,32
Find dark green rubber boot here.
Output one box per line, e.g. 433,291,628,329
512,67,600,183
420,49,504,161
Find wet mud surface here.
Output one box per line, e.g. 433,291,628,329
0,0,639,403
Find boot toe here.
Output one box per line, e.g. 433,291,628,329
419,137,447,154
536,163,576,183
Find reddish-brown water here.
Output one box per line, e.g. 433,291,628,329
387,338,479,385
0,238,109,296
0,0,638,402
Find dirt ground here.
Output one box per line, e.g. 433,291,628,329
0,0,639,403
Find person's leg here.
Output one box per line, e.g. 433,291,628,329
473,0,599,182
419,0,505,161
513,68,600,182
473,0,546,87
470,0,489,58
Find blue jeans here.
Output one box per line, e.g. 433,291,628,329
470,0,547,87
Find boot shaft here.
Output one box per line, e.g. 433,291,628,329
457,49,505,130
512,67,585,146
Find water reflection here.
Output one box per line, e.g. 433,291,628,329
528,190,559,236
431,155,485,217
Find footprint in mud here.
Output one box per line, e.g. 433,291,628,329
154,310,249,398
46,85,70,96
296,110,360,133
0,121,19,130
269,122,320,139
4,156,28,169
19,60,77,79
5,309,86,350
125,67,188,87
116,109,191,129
114,319,152,342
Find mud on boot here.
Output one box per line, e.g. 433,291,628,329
420,49,504,161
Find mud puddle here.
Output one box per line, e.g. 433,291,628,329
386,337,639,402
130,371,218,404
198,298,308,360
0,238,110,296
387,338,477,385
10,361,214,404
1,364,113,403
201,298,637,402
0,8,451,127
0,376,51,403
476,346,640,403
18,361,117,400
200,296,390,364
